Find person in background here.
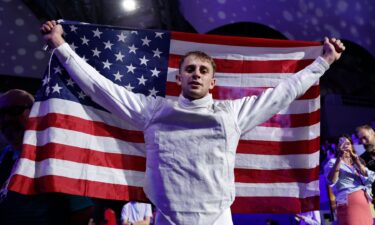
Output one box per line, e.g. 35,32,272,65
324,134,374,225
121,201,152,225
295,210,321,225
0,89,94,225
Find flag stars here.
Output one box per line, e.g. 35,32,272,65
45,86,50,96
54,66,62,74
149,87,159,97
128,44,138,54
141,36,151,46
139,56,149,66
126,64,136,73
125,83,135,92
92,28,103,38
70,25,78,33
152,48,162,58
130,30,138,35
66,78,75,87
69,43,78,51
114,51,125,61
117,32,127,42
103,40,114,50
92,48,101,57
102,60,112,69
150,67,160,77
78,91,87,99
137,75,147,85
155,32,164,38
42,76,50,86
81,36,90,45
52,83,63,94
113,71,124,81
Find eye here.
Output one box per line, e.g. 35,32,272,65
185,65,195,73
200,66,209,74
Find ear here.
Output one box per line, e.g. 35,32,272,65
209,78,216,90
175,74,182,86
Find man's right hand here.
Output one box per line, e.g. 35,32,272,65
40,20,66,49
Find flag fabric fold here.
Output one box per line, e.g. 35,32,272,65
9,20,322,213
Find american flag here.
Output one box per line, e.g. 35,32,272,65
9,20,323,213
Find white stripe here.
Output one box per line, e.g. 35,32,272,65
16,158,145,186
170,39,322,60
240,123,320,141
167,68,319,87
165,95,320,115
235,180,319,198
235,151,320,170
30,98,141,131
23,127,146,157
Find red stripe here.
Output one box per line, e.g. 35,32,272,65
166,81,319,100
169,54,314,73
231,196,320,213
259,109,320,128
9,175,148,201
234,166,319,183
22,143,146,171
27,113,144,143
171,31,321,47
237,137,320,154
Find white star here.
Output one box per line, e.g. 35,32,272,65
150,67,160,77
66,78,75,87
81,36,89,45
92,48,101,57
78,91,87,99
139,56,149,65
149,87,159,96
92,28,103,38
113,71,124,81
114,51,125,61
54,66,62,74
69,43,78,51
45,86,50,96
141,36,151,46
155,32,164,38
117,32,127,42
137,75,147,85
70,25,78,32
126,64,136,73
103,40,113,50
102,59,112,69
128,44,138,54
81,55,88,62
152,48,162,58
42,76,50,86
131,30,138,35
125,83,135,92
52,83,63,94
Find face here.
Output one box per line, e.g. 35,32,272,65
176,55,216,100
338,137,354,153
357,128,375,150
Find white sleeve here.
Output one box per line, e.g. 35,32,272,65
231,57,329,133
54,43,161,130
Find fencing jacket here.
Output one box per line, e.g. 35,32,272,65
55,43,329,225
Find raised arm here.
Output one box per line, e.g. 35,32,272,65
40,21,159,129
232,38,345,133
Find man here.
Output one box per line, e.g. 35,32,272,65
0,89,94,225
41,20,345,225
121,201,152,225
356,125,375,198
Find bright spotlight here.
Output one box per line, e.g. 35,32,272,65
122,0,137,12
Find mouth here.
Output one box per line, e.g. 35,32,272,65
189,81,201,87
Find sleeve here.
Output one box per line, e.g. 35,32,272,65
144,203,152,218
363,169,375,186
323,159,338,186
121,203,129,221
230,57,329,133
54,43,161,130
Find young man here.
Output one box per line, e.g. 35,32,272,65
41,20,345,225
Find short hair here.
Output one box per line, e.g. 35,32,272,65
0,89,34,108
356,124,374,133
178,51,216,74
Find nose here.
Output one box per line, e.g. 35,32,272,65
192,68,201,79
